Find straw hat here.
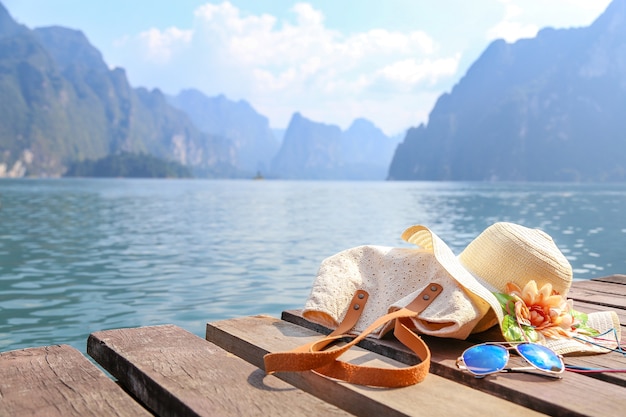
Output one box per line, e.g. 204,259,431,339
402,222,620,355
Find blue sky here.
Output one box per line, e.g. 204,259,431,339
3,0,612,135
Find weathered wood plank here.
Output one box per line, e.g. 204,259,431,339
587,274,626,286
281,310,626,417
576,277,626,294
0,344,151,417
568,281,626,310
206,315,544,417
567,275,626,302
88,324,352,417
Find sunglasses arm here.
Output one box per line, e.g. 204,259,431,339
502,367,563,379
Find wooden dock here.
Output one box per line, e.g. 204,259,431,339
1,275,625,416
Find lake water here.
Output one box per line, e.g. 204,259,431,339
1,178,625,354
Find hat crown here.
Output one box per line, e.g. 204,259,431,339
458,222,572,295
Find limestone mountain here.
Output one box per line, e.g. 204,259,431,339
388,0,626,182
0,3,236,178
167,89,280,176
271,112,399,180
342,118,398,168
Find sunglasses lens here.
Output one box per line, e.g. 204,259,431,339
463,344,508,375
517,343,563,372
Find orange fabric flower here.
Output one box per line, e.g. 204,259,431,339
505,281,576,339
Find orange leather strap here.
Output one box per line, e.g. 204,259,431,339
329,289,369,337
264,283,442,387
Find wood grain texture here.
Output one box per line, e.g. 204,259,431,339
588,274,626,286
88,324,351,417
568,278,626,311
0,344,151,417
206,315,544,417
277,275,626,416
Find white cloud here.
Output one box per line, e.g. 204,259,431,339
113,1,460,134
378,55,460,86
486,0,612,43
487,0,539,42
137,27,193,63
487,20,539,43
292,2,324,27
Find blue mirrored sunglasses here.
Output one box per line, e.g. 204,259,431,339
456,342,564,379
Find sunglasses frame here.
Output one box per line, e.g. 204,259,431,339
456,342,565,379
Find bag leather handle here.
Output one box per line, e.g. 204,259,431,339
264,283,442,387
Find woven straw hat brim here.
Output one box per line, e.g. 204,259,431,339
544,310,621,355
401,225,504,329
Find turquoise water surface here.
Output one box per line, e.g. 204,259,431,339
1,179,625,353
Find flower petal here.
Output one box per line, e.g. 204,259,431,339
505,282,523,297
522,280,539,305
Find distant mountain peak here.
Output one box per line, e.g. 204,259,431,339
168,89,279,174
346,118,385,137
34,26,108,72
348,117,373,128
0,1,28,38
271,112,397,180
592,0,626,32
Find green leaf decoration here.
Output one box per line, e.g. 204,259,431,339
570,309,600,336
574,323,600,337
502,314,524,342
522,325,539,342
571,309,589,324
494,292,516,309
501,313,541,343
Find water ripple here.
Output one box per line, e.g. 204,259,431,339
1,179,625,354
